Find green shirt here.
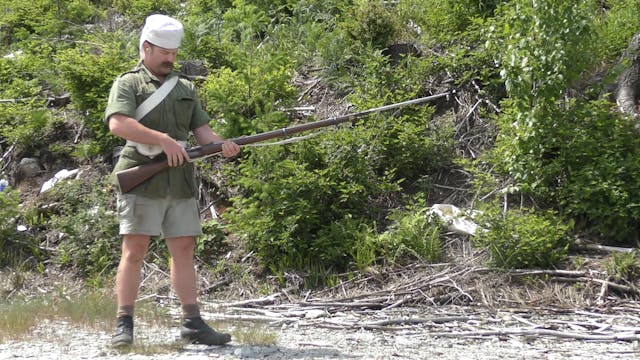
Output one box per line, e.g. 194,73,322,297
105,63,211,198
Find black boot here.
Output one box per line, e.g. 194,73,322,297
111,315,134,347
180,316,231,345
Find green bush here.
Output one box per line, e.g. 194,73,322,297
45,175,119,278
605,251,640,282
200,53,297,138
0,187,28,266
473,207,572,269
342,1,400,49
56,33,136,158
483,0,640,243
196,219,230,263
395,0,499,44
345,51,455,185
0,0,99,44
111,0,181,22
377,206,444,265
225,133,398,275
596,0,640,60
552,100,640,243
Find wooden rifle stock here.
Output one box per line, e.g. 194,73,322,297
115,91,452,193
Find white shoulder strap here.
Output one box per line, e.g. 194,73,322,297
135,75,179,121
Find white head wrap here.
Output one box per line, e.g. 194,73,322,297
139,14,183,55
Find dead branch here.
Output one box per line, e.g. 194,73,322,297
429,328,640,342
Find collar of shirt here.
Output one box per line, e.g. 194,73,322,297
135,60,178,85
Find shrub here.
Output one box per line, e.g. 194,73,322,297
395,0,499,44
111,0,181,21
0,0,99,44
56,33,136,158
200,53,297,138
377,206,444,265
196,220,230,263
605,251,640,282
45,174,119,278
596,0,640,60
0,186,31,266
225,133,398,275
552,101,640,243
342,0,400,49
473,207,572,269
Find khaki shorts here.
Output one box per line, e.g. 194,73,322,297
116,194,203,239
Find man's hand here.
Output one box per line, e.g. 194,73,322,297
192,124,241,159
221,141,241,158
160,134,189,167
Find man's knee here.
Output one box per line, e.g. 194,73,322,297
167,237,196,257
121,235,150,263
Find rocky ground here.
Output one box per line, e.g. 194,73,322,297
1,233,639,360
1,301,639,360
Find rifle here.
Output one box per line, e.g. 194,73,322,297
116,91,452,193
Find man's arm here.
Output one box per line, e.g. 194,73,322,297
192,124,241,158
108,113,189,166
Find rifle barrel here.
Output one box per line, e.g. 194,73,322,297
115,91,452,193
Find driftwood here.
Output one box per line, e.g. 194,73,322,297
191,262,640,343
199,304,640,342
573,239,637,254
0,93,70,107
0,142,16,173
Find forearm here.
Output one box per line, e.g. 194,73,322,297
108,114,172,145
192,124,240,158
192,124,225,145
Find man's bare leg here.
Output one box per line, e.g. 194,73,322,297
167,236,231,345
166,236,198,307
116,234,151,310
112,234,150,347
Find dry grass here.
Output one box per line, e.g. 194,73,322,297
0,269,172,342
0,289,117,341
231,323,278,345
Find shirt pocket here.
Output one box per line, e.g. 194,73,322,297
175,97,195,119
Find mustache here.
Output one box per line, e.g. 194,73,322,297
161,62,173,68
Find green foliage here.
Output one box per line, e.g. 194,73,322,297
552,101,640,243
342,0,400,49
200,53,297,138
605,251,640,282
45,176,119,278
377,206,444,265
488,0,597,102
493,99,640,243
0,187,30,266
473,207,572,269
345,50,456,185
0,41,54,98
596,0,640,60
225,141,392,274
56,33,136,157
395,0,499,43
0,0,99,44
1,109,49,153
196,220,230,262
111,0,181,21
483,0,640,244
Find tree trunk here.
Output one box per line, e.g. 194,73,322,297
616,33,640,118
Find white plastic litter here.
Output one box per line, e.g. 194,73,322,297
427,204,481,236
40,169,79,193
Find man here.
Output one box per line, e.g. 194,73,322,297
105,14,240,347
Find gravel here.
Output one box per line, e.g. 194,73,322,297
1,306,639,360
